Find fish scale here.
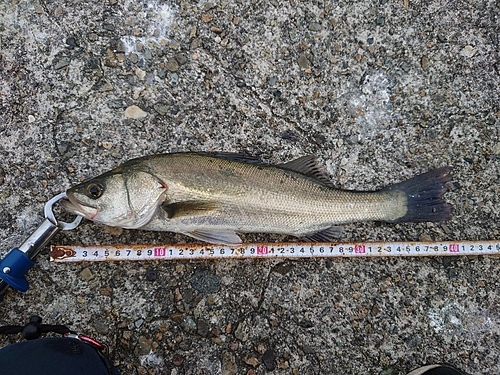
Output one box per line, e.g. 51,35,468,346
148,155,402,234
143,154,404,235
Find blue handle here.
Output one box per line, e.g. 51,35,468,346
0,248,36,292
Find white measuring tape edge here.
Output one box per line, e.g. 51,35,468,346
50,240,500,262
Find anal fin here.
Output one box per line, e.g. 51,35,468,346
302,226,342,242
184,230,242,245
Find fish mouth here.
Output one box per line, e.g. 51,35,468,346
61,194,99,220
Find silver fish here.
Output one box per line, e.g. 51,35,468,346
62,152,452,244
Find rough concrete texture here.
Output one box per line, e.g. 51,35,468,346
1,0,499,374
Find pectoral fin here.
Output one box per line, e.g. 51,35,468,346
161,201,221,219
184,230,242,245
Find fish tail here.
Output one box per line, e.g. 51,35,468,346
384,166,452,222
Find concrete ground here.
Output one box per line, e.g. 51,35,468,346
1,0,499,374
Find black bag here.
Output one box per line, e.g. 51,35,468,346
0,316,121,375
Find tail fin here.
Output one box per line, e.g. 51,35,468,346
384,166,452,222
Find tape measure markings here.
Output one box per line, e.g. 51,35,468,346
50,240,500,262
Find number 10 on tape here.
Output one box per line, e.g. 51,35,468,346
50,240,500,262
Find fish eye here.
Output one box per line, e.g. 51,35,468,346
86,182,104,199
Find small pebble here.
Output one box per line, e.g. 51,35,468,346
201,14,213,22
166,58,179,72
135,67,146,80
145,269,157,281
129,53,139,63
23,137,33,147
105,48,117,67
175,264,185,274
302,345,315,354
53,56,71,70
262,349,276,371
371,303,381,316
460,45,477,58
171,73,179,85
229,341,238,350
93,320,110,335
180,316,197,334
190,269,220,293
492,142,500,155
170,313,182,323
421,55,430,70
419,233,432,241
234,320,249,342
190,26,197,38
99,285,113,296
196,319,210,337
79,267,94,281
221,351,237,375
157,68,167,78
174,288,183,301
153,103,169,115
297,54,310,69
134,336,152,356
175,53,188,65
309,22,322,31
242,354,260,367
203,2,215,11
405,335,422,348
172,354,184,366
125,105,148,119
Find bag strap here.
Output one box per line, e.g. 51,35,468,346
0,316,73,339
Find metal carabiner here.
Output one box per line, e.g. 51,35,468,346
0,193,82,299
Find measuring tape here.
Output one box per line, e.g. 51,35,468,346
50,240,500,262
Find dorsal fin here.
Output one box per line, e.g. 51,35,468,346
279,155,335,187
197,152,264,165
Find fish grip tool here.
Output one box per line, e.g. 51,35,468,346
0,193,82,300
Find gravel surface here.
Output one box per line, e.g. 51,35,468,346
1,0,499,374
